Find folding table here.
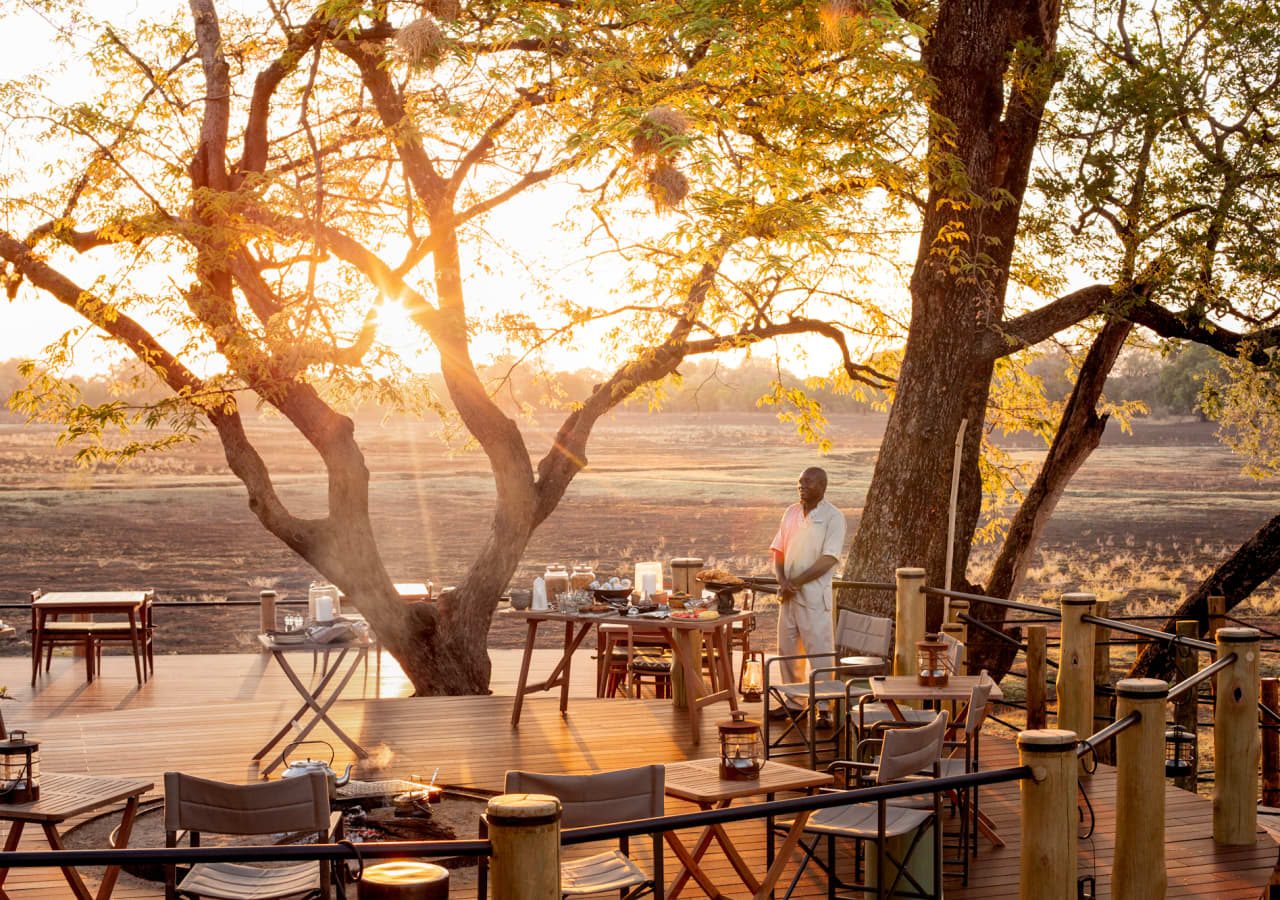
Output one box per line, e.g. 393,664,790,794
253,633,372,776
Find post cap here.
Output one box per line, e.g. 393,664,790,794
1115,677,1168,698
895,567,926,578
1217,626,1261,644
485,793,562,826
361,860,449,886
1060,592,1096,606
1018,728,1079,752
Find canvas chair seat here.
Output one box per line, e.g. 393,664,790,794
174,861,322,900
563,849,652,895
773,679,862,702
799,801,934,839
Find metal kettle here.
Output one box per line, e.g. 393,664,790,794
281,740,352,796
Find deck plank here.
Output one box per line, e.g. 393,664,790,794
0,650,1271,898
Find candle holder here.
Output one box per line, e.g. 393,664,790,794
718,711,764,780
0,730,39,804
916,634,950,687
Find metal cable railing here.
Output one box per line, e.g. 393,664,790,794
0,766,1034,871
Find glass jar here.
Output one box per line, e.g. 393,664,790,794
570,564,596,592
543,565,570,601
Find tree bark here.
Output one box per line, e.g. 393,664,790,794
840,0,1065,610
1129,513,1280,681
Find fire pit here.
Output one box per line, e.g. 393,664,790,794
62,780,494,887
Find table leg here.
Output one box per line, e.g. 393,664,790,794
261,648,369,773
664,807,729,900
40,823,95,900
29,611,41,686
711,626,739,713
94,795,141,900
668,629,707,742
753,810,813,900
127,610,143,685
511,619,540,727
0,819,25,894
560,621,575,715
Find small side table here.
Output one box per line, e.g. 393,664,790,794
0,773,152,900
663,757,833,899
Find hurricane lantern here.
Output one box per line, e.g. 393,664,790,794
0,730,39,804
740,650,765,703
916,635,950,687
718,711,764,781
1164,725,1196,778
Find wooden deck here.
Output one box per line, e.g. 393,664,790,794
0,646,1274,898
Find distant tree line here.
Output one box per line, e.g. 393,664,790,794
1,345,1222,427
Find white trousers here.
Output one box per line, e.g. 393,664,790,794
778,597,835,708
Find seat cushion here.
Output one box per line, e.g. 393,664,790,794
177,860,320,899
628,654,672,673
562,849,650,895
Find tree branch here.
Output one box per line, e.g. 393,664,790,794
982,283,1117,357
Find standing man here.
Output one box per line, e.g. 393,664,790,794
770,466,847,729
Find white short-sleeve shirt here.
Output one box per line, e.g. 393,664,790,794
770,498,847,610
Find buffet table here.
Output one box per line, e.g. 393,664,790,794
507,608,752,744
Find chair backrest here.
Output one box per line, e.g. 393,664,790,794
876,711,948,784
504,765,664,829
962,671,995,736
164,771,331,836
834,610,893,659
939,632,964,672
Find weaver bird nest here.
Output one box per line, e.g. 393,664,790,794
421,0,461,22
398,14,449,70
646,162,690,211
632,106,690,157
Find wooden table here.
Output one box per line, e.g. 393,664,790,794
663,757,833,900
866,674,1004,722
0,772,152,900
508,609,752,743
253,633,372,776
30,592,154,686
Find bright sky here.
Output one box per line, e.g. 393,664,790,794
0,1,900,381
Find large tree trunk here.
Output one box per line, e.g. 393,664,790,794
840,0,1063,612
1129,512,1280,681
965,320,1133,675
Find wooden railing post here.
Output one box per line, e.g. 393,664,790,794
1263,677,1280,807
1026,624,1048,730
1113,677,1169,900
1208,594,1227,641
1019,729,1078,900
1173,619,1201,793
1092,599,1114,766
1057,593,1096,773
894,567,927,678
1214,626,1261,845
486,793,562,900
